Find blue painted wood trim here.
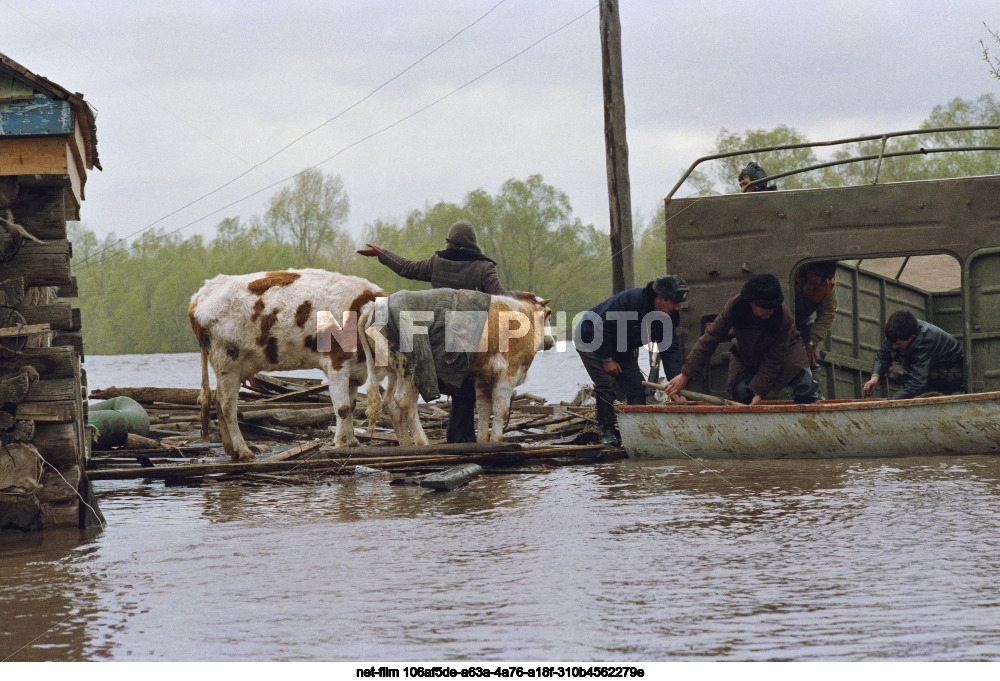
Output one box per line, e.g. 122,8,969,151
0,94,72,136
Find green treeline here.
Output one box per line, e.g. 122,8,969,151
72,94,1000,355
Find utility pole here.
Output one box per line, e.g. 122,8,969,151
600,0,634,293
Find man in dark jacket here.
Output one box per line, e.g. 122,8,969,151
358,220,528,443
863,309,965,400
738,161,777,192
574,275,689,446
665,273,821,405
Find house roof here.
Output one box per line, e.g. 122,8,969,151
0,51,101,171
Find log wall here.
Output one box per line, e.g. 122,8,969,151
0,176,97,532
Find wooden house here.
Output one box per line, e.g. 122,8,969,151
0,52,102,531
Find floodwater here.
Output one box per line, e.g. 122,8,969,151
3,352,1000,661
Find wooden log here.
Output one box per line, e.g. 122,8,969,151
18,302,73,330
56,277,77,299
237,420,298,440
26,376,79,401
318,441,521,459
419,463,483,490
261,441,320,463
5,346,78,379
15,398,78,422
3,239,71,287
240,406,332,427
88,458,380,480
87,448,533,481
88,386,203,404
51,331,83,355
9,186,66,241
256,383,331,403
33,421,80,467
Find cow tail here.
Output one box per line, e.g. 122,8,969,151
198,343,212,440
358,304,383,433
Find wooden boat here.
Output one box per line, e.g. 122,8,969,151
617,392,1000,459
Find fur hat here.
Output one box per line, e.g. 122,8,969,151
651,274,689,303
806,260,838,279
739,161,768,183
740,273,784,309
445,220,479,249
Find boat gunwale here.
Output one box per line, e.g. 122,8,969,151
616,390,1000,415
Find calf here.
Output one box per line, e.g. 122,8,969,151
189,269,385,461
359,292,554,444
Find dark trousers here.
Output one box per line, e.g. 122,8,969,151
446,377,477,443
729,368,820,405
578,350,647,430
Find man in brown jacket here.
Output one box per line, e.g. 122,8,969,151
358,220,529,442
794,260,838,366
665,273,820,405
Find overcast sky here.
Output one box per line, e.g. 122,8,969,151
4,0,999,248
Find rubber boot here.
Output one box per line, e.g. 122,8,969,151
596,399,621,447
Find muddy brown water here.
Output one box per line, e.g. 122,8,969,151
3,353,1000,661
4,456,1000,661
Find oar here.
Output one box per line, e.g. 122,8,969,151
641,381,741,406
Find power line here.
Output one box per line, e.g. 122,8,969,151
73,0,511,270
76,4,599,273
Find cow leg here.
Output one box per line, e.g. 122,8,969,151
398,377,428,447
474,381,492,443
328,373,360,447
489,380,516,442
215,370,254,462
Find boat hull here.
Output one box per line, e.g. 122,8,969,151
617,392,1000,459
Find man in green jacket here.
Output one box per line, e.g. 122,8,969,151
358,220,528,442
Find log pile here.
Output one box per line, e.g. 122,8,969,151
84,373,615,489
0,183,95,532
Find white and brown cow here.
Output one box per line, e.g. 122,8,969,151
359,293,554,445
189,268,385,461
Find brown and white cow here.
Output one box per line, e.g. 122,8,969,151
358,293,554,444
189,269,385,461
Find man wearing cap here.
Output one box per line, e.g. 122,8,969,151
665,273,820,406
794,260,839,367
574,275,690,447
358,220,532,443
738,161,777,193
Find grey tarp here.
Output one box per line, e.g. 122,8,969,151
373,289,492,402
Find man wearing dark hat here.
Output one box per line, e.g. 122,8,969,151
358,220,531,442
573,275,690,446
738,161,777,193
794,260,839,366
665,273,820,405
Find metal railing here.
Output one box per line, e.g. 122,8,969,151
665,126,1000,201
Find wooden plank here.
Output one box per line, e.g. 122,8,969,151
0,136,70,176
0,95,73,135
0,322,50,337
